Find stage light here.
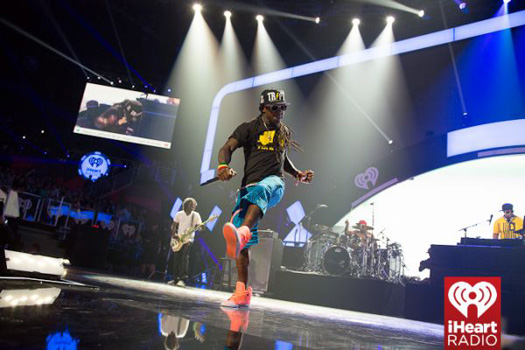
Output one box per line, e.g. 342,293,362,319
388,140,394,145
315,17,320,24
132,85,135,89
418,10,425,17
503,0,511,3
167,88,172,93
386,16,395,24
97,76,101,80
224,10,232,18
86,77,90,80
193,3,202,12
110,81,114,85
459,2,467,10
22,136,26,140
352,18,361,26
41,130,45,134
256,15,264,22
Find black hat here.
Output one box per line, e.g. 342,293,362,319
259,89,289,106
502,203,513,212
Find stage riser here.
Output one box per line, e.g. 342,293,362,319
271,270,404,317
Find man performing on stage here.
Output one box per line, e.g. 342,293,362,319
493,203,523,239
170,197,202,287
217,89,314,308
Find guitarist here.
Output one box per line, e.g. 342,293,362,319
170,198,202,286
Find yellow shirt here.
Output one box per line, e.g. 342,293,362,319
493,216,523,239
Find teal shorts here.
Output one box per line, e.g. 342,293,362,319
230,175,285,248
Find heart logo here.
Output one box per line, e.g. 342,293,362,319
354,167,379,190
121,224,136,237
448,281,497,318
89,156,103,167
19,198,33,211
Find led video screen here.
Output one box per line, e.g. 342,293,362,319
74,83,179,149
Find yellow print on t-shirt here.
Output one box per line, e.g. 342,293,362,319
258,130,276,146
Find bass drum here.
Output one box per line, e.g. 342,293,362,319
323,246,351,276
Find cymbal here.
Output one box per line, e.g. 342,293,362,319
313,224,333,232
352,225,374,230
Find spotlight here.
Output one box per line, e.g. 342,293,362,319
193,3,202,12
86,77,90,80
386,16,395,24
315,17,320,24
41,130,45,134
388,140,394,145
110,81,114,85
167,88,172,93
352,18,361,26
418,10,425,18
459,2,467,10
256,15,264,22
132,85,135,89
97,76,101,80
224,10,232,18
503,0,511,3
22,136,26,140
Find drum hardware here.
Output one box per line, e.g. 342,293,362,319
300,222,405,283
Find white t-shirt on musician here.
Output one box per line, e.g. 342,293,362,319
173,210,202,243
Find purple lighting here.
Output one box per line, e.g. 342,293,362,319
459,2,467,9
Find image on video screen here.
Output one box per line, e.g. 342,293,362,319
74,83,180,149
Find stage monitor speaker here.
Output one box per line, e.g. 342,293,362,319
229,235,283,294
70,225,110,269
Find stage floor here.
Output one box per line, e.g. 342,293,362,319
0,269,520,349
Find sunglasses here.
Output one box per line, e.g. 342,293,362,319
268,104,288,112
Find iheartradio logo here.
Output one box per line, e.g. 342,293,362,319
448,281,497,318
445,277,501,350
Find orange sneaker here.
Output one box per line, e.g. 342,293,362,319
220,307,250,332
221,281,252,308
223,223,252,259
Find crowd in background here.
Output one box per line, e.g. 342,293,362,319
0,164,179,280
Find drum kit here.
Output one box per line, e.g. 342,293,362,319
301,223,404,283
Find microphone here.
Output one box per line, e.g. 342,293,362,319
489,214,493,225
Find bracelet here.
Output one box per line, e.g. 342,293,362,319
218,164,229,171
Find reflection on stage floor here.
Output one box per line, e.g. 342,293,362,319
0,269,508,350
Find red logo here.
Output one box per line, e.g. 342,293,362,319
445,277,501,350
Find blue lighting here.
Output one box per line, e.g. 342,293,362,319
158,313,163,336
200,10,525,184
78,151,111,182
206,205,222,231
447,120,525,157
46,329,79,350
170,197,182,220
275,340,293,350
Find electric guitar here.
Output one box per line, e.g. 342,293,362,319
170,214,219,252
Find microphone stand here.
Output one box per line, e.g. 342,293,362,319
458,216,493,238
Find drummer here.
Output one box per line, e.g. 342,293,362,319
344,219,376,248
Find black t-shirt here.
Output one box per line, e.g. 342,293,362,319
230,116,287,187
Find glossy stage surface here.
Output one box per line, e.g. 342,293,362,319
0,269,522,350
